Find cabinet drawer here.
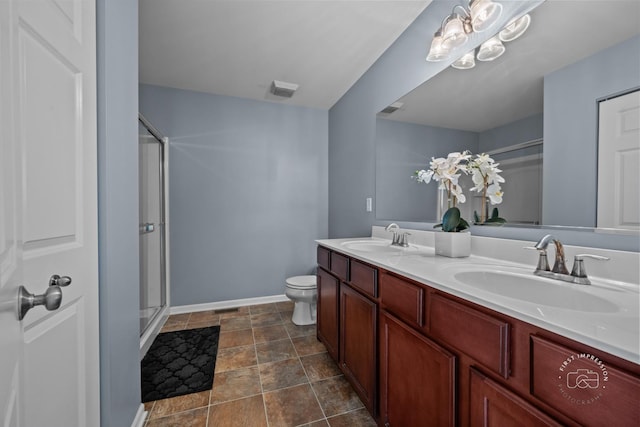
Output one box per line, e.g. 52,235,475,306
429,293,510,378
531,336,640,426
350,259,377,298
330,252,349,281
380,273,425,329
317,246,330,271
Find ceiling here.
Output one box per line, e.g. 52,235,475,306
139,0,431,110
382,0,640,132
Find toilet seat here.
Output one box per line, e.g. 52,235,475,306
285,275,316,290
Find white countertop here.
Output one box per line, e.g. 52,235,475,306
316,233,640,365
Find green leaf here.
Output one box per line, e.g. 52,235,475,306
441,207,461,232
473,210,480,223
491,207,500,219
457,217,470,231
433,223,443,229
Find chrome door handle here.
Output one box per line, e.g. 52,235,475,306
18,274,72,320
140,222,155,233
49,274,72,287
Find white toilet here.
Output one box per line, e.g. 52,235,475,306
285,275,317,325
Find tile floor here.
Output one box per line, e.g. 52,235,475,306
143,301,377,427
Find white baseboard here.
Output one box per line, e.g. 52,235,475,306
130,404,147,427
170,294,289,315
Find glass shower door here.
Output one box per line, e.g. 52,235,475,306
139,125,166,334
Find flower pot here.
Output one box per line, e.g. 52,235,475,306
434,231,471,258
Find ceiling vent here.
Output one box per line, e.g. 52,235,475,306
380,102,404,114
270,80,299,98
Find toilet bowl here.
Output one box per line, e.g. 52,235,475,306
285,275,317,326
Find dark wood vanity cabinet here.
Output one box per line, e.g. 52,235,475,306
316,245,640,426
317,246,379,414
340,282,377,414
470,368,563,427
316,247,339,361
380,311,456,426
530,335,640,426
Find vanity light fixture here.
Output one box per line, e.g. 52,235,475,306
442,12,471,50
451,50,476,69
426,29,449,61
499,13,531,42
437,13,532,69
476,35,506,61
469,0,504,32
427,0,503,62
426,0,532,69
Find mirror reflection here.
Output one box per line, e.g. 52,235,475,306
375,0,640,230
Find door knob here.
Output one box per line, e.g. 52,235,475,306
49,274,72,287
18,274,72,320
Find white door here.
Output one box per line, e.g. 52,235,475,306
0,0,100,426
597,90,640,230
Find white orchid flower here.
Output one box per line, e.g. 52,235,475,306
415,169,432,184
467,154,505,192
415,151,473,207
451,185,466,203
487,183,504,205
471,170,485,191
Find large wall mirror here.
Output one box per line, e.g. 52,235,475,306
375,0,640,233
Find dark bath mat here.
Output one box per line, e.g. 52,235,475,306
141,325,220,402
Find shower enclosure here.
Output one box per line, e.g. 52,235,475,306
139,114,169,355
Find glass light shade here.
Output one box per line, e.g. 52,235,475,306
451,51,476,70
499,14,531,42
477,36,505,61
442,14,468,50
426,31,449,62
469,0,503,32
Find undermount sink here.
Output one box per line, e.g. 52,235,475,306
340,240,405,253
452,269,620,313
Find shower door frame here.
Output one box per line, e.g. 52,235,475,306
139,113,171,358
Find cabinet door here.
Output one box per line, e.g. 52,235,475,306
470,368,562,427
340,284,377,414
317,268,340,361
380,312,456,427
531,336,640,427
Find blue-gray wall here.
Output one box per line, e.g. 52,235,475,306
139,84,328,306
328,0,539,239
479,113,543,159
97,0,141,426
544,35,640,227
374,112,543,223
328,0,638,251
375,118,478,221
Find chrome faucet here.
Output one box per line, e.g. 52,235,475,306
385,223,410,247
385,223,399,245
526,234,609,285
533,234,569,274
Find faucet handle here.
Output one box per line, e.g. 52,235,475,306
570,254,610,278
524,246,550,271
398,232,411,247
